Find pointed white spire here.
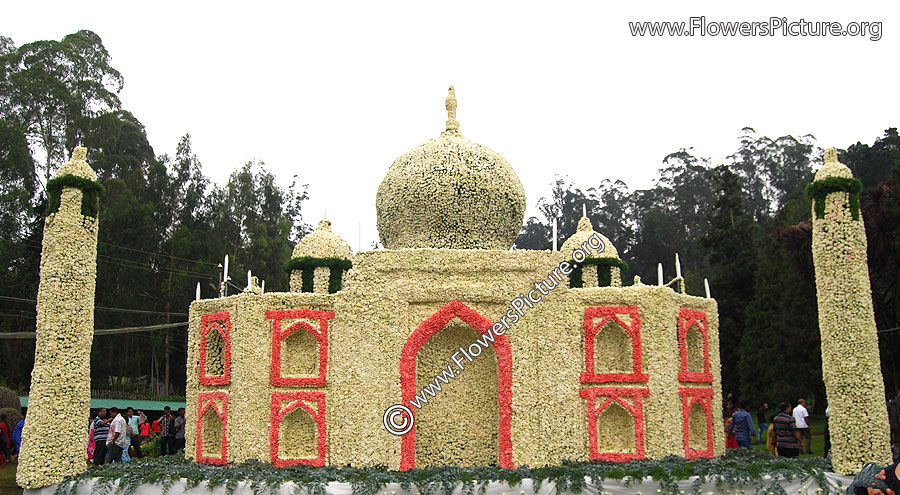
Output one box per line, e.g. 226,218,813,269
704,278,711,298
552,217,558,251
657,263,664,286
195,282,201,301
675,253,682,279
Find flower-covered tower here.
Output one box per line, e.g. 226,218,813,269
18,147,104,488
809,148,891,474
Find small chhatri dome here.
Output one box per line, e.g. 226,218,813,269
561,216,619,259
57,146,97,180
815,147,853,181
376,86,527,250
291,219,352,259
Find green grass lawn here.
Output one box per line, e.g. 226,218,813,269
0,459,22,495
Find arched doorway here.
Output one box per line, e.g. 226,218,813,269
399,300,513,470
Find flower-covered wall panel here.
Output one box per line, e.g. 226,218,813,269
403,301,508,469
678,387,714,459
579,386,650,461
199,312,231,386
196,392,228,465
677,309,712,383
267,309,333,386
581,305,648,383
270,391,326,467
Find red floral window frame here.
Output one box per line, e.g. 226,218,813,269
266,309,335,387
677,308,713,383
199,312,231,386
399,300,513,471
580,306,648,383
269,391,326,467
579,386,650,462
679,387,714,459
196,392,228,465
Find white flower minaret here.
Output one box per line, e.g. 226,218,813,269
18,147,102,488
810,148,890,474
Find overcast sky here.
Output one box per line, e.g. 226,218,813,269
5,1,898,250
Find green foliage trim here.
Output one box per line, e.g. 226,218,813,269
805,177,863,220
46,174,106,218
52,450,837,495
301,268,315,293
284,257,352,293
283,256,353,273
329,265,344,293
567,258,629,288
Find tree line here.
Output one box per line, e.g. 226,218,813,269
0,30,309,396
1,31,899,409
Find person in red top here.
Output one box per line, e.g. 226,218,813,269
724,417,738,449
0,413,11,468
152,419,161,434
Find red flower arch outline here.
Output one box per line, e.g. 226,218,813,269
579,386,649,461
269,391,326,467
580,306,648,383
398,300,513,471
677,309,713,383
196,392,228,465
199,312,231,386
267,309,334,386
679,387,715,459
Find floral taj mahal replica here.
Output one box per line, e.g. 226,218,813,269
17,87,890,490
184,87,725,470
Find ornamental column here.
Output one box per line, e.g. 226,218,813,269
17,147,104,488
809,148,890,474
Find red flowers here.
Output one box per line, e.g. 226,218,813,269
267,310,334,386
199,312,231,386
581,306,648,383
269,392,327,467
579,387,650,461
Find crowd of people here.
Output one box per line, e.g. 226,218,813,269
723,397,818,458
0,413,25,469
89,406,185,464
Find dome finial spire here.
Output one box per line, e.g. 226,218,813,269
445,86,459,133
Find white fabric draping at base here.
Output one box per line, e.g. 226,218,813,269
26,473,856,495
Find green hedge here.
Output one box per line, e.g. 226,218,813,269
568,258,629,289
55,450,836,495
283,257,353,293
46,174,105,218
805,177,863,220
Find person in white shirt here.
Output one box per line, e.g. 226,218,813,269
793,398,812,454
104,407,128,463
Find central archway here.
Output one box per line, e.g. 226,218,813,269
399,300,513,470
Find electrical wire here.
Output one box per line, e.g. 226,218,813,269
0,321,188,339
0,295,189,316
